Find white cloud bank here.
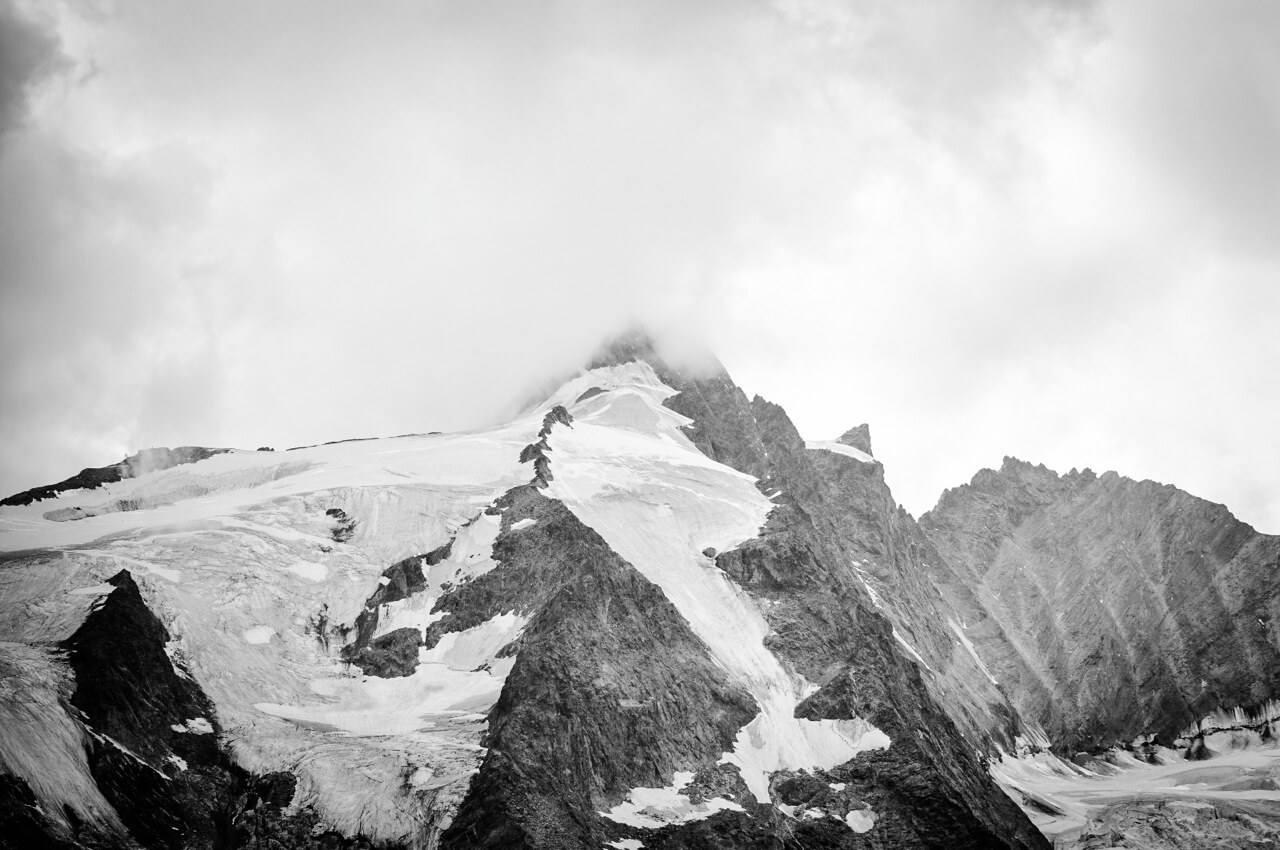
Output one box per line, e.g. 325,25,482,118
0,0,1277,531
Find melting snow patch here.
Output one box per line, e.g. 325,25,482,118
146,564,182,583
167,755,188,771
171,718,213,735
420,611,526,671
893,629,933,672
845,809,876,833
509,518,537,531
288,560,327,581
852,565,883,609
949,618,998,685
68,583,117,596
805,440,874,464
243,626,276,645
602,772,744,828
606,841,644,850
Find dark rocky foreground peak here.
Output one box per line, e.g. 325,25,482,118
1,570,403,850
920,458,1280,754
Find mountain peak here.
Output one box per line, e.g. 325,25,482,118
583,326,726,383
585,327,661,371
837,423,872,456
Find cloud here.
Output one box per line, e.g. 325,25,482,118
0,1,66,136
0,0,1277,532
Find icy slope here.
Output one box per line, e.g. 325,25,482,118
0,425,544,845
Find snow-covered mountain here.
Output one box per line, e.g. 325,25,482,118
2,332,1276,849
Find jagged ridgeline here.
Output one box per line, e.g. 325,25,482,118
919,458,1280,757
26,330,1258,849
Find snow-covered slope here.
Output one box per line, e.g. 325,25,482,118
1,424,543,844
0,337,1049,850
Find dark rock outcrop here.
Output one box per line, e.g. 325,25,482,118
518,406,574,488
920,457,1280,753
60,570,237,850
2,447,228,507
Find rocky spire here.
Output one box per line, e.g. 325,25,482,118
837,423,872,456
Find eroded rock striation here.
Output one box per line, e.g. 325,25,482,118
920,457,1280,754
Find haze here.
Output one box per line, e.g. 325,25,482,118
1,0,1277,531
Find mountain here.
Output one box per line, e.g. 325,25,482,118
918,457,1280,756
7,333,1279,849
0,335,1048,850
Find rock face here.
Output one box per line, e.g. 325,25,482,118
840,424,873,456
920,457,1280,753
1078,798,1280,849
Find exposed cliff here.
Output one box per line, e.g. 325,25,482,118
920,457,1280,754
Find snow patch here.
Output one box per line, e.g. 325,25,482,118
602,771,744,828
243,626,276,645
853,564,883,610
509,518,537,531
845,809,876,832
949,618,998,685
147,563,182,582
288,560,327,581
893,628,934,672
68,583,117,596
805,440,875,464
606,840,645,850
171,717,213,734
420,611,526,671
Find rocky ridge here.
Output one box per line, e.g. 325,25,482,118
920,457,1280,755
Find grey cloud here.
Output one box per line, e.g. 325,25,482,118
0,1,66,137
0,0,1277,535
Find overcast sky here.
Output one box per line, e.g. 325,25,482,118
1,0,1277,532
